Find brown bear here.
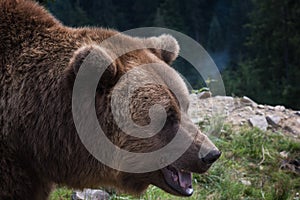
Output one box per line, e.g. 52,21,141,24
0,0,221,199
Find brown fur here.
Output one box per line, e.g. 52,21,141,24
0,1,218,199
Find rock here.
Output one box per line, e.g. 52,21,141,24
256,110,264,116
240,96,257,107
189,95,300,138
284,126,297,135
257,104,265,109
249,116,268,131
188,108,202,124
189,93,198,99
244,106,253,112
191,117,201,124
198,91,212,99
72,189,110,200
214,96,234,101
240,178,251,186
279,151,289,158
266,115,282,127
275,105,285,112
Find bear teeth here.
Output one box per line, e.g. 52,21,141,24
171,173,178,182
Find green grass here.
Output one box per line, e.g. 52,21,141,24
49,187,73,200
50,125,300,200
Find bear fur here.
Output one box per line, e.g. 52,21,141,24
0,0,220,199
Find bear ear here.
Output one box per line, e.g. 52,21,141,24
65,45,117,89
146,34,180,64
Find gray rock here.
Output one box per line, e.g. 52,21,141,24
244,106,253,112
256,110,264,116
198,91,212,99
266,115,282,127
189,93,198,99
214,96,234,101
257,104,265,109
72,189,110,200
275,105,285,112
240,96,257,107
240,178,251,186
284,126,296,135
190,117,201,124
267,106,275,110
249,116,268,131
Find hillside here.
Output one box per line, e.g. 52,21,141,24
189,93,300,139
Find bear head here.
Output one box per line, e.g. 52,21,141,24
65,33,221,197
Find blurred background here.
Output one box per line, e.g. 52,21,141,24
41,0,300,109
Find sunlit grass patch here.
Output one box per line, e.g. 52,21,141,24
192,126,300,200
49,187,73,200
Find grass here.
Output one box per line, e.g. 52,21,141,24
49,187,73,200
50,124,300,200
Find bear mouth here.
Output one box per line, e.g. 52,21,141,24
161,165,193,196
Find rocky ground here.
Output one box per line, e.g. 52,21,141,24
189,92,300,140
72,93,300,200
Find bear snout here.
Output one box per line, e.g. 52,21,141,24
173,145,220,175
201,149,221,164
170,115,221,174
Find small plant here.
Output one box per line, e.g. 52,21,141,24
191,87,210,94
49,187,72,200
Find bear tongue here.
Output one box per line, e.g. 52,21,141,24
178,170,192,189
178,170,193,195
162,166,193,196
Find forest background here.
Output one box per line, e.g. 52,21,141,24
40,0,300,109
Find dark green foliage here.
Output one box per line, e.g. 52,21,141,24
224,0,300,109
36,0,48,3
36,0,54,5
47,0,89,26
156,0,186,31
207,15,224,52
45,0,300,109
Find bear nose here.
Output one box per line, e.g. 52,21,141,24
201,150,221,164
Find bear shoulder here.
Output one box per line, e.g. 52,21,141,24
0,0,61,56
